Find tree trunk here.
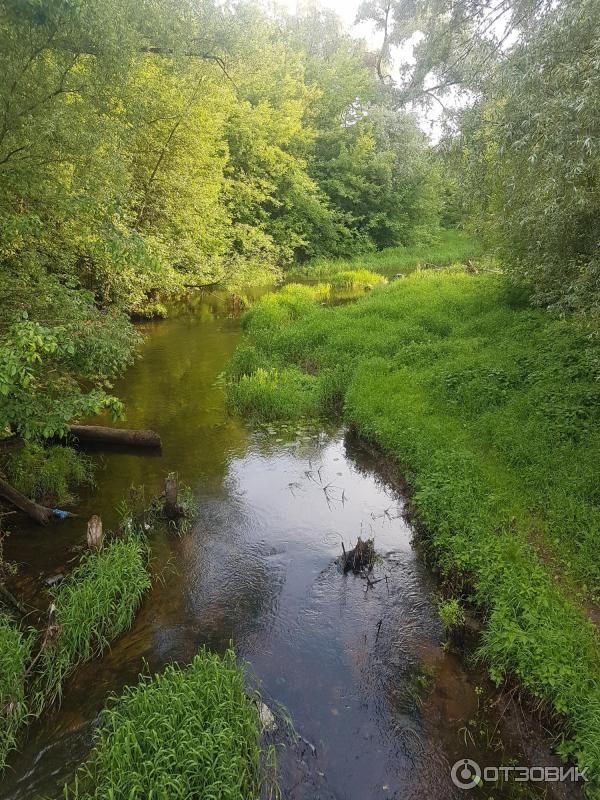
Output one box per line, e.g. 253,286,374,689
0,477,53,524
68,425,162,449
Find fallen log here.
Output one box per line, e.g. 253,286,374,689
0,476,53,525
68,425,162,450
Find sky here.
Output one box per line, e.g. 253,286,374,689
278,0,447,140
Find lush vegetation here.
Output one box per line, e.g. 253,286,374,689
0,612,33,771
64,648,261,800
0,0,442,496
35,533,151,708
226,271,600,787
287,229,477,279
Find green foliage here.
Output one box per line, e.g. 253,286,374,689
288,229,478,279
64,647,261,800
0,612,33,771
438,598,465,632
329,270,386,290
453,0,600,313
229,367,319,422
227,267,600,787
35,534,151,709
4,443,93,504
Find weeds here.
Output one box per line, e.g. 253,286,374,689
286,229,478,279
3,442,93,505
63,647,261,800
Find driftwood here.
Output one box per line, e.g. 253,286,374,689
68,425,162,450
0,476,53,525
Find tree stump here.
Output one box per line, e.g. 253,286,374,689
164,474,182,521
87,515,104,550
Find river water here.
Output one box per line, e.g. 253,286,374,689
1,289,570,799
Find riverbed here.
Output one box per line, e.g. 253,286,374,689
1,289,572,799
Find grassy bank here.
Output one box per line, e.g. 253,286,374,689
227,271,600,792
64,648,261,800
286,229,477,279
35,533,151,708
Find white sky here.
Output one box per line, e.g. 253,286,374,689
277,0,447,140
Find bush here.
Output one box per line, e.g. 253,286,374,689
64,648,261,800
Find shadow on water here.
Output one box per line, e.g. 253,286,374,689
1,288,581,800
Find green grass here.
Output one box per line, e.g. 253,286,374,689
286,229,478,279
0,612,33,771
35,533,151,708
227,268,600,793
64,647,261,800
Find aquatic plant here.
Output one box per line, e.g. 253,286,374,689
0,612,34,771
35,534,150,708
64,647,261,800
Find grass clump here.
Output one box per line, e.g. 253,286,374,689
4,442,93,505
227,266,600,788
35,533,150,708
229,367,319,421
329,269,386,290
0,612,34,771
64,647,261,800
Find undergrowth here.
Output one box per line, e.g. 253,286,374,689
64,647,261,800
226,268,600,794
4,442,93,505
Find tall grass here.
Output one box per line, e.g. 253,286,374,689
64,647,261,800
35,533,150,708
0,612,33,771
227,268,600,791
286,229,478,279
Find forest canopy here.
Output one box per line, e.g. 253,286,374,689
0,0,441,442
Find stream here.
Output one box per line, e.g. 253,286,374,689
1,288,574,800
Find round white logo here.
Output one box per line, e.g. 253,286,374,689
451,759,482,790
